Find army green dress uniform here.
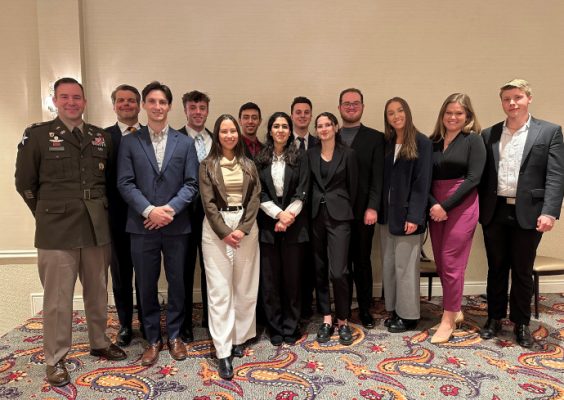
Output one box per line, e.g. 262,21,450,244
15,117,114,367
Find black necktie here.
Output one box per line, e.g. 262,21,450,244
298,137,306,151
72,127,83,144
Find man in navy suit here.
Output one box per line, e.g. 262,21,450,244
479,79,564,348
106,84,143,347
338,88,384,329
118,81,199,366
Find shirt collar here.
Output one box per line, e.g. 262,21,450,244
503,114,532,133
148,124,169,137
185,125,208,139
117,121,141,134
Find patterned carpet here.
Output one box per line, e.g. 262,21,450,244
1,294,563,399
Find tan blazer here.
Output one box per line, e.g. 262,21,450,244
199,158,261,239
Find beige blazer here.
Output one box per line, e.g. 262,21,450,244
199,158,261,239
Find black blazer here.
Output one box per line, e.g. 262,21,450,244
350,124,385,219
105,123,144,232
177,126,213,138
308,144,358,221
257,153,310,244
378,133,433,235
479,117,564,229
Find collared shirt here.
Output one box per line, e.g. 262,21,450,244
293,132,310,150
185,125,212,156
142,124,171,219
260,153,303,219
117,121,141,135
497,115,531,197
242,135,263,157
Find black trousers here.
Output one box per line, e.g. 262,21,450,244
482,199,543,325
312,204,351,321
182,205,208,331
110,228,142,328
300,240,316,317
348,219,375,313
260,238,304,337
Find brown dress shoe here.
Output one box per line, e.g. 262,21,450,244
141,341,163,366
46,360,70,387
90,343,127,361
168,338,187,361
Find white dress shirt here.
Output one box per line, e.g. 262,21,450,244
260,153,303,219
497,116,531,197
117,121,141,135
186,125,212,156
142,125,171,218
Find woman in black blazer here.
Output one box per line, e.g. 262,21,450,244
378,97,433,333
255,112,309,346
308,112,358,346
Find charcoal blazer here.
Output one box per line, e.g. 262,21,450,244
117,126,199,235
349,124,385,218
257,153,310,244
479,117,564,229
378,133,433,235
308,144,358,221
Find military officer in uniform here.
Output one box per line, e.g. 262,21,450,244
15,77,127,387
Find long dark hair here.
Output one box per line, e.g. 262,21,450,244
255,112,300,168
205,114,257,186
383,97,418,160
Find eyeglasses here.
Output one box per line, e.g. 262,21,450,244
340,101,363,109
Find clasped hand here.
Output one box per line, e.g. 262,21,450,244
144,205,174,230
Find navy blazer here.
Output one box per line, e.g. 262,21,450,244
350,124,385,219
308,144,358,221
117,126,199,235
479,117,564,229
378,133,433,236
257,152,310,244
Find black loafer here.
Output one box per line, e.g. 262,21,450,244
180,327,194,344
383,311,398,328
231,344,245,358
338,324,353,346
270,335,283,346
359,311,375,329
90,343,127,361
316,323,334,343
388,317,418,333
480,319,502,340
116,326,132,347
46,360,70,387
514,324,533,348
218,357,233,380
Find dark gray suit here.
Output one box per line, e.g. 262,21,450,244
479,117,564,324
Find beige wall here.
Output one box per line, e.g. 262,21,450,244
2,0,563,333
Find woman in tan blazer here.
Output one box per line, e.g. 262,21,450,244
199,114,261,380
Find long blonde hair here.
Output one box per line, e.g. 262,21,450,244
430,93,481,142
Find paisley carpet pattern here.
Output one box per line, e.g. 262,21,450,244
0,294,563,399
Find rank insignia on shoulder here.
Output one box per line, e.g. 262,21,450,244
18,132,29,148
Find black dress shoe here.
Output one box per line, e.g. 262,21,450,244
180,327,194,344
480,319,502,340
388,317,418,333
46,360,70,387
514,324,533,348
90,343,127,361
116,326,133,347
270,334,283,346
232,344,245,358
284,330,300,345
218,357,233,380
384,311,398,328
316,323,334,343
359,311,375,329
338,324,353,346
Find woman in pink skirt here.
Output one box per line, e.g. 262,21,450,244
428,93,486,344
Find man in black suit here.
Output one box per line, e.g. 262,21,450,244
106,84,143,347
338,88,384,329
290,96,318,320
479,79,564,348
177,90,213,342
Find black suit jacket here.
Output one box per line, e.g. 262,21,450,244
257,153,310,244
177,126,213,138
349,124,385,219
378,133,433,235
105,123,144,232
308,144,358,221
479,117,564,229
